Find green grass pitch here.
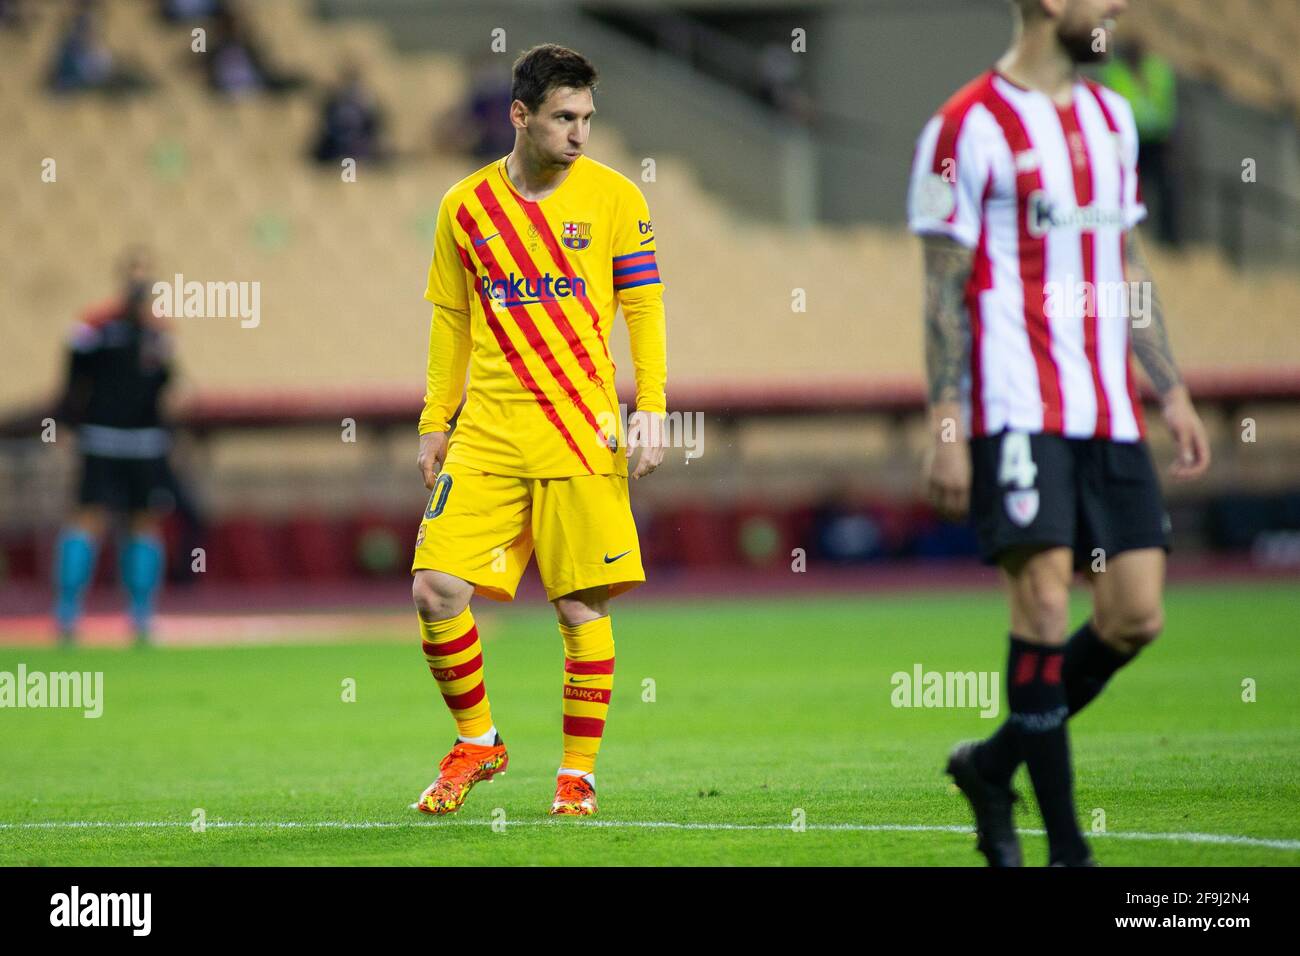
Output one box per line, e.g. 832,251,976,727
1,582,1297,866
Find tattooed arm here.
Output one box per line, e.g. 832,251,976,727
1124,231,1211,479
921,234,975,518
924,235,975,407
1125,231,1183,397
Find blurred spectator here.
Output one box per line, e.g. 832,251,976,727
0,0,28,31
311,63,389,164
52,248,185,645
435,58,514,159
757,41,813,125
1101,39,1181,245
47,1,151,97
811,489,886,563
206,6,303,97
159,0,223,22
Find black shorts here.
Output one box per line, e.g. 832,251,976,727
969,431,1170,569
77,455,174,514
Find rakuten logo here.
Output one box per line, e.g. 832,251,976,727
481,273,586,307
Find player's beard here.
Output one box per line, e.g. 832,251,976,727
1057,18,1112,64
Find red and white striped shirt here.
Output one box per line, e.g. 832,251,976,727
908,70,1148,441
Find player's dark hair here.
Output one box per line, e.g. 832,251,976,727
511,44,598,113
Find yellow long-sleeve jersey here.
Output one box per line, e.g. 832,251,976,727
420,155,667,478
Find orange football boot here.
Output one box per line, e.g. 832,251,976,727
550,774,598,816
413,735,508,815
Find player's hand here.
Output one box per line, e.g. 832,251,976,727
417,431,449,489
1161,385,1210,481
924,432,971,522
626,410,666,479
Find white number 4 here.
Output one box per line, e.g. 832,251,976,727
998,432,1038,489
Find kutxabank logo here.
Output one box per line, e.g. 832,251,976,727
1026,192,1125,237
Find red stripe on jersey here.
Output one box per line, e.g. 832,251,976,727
1089,81,1144,206
455,205,595,474
455,244,474,273
1084,82,1126,214
1087,83,1147,439
496,171,613,368
967,169,996,437
460,201,608,459
983,84,1065,434
1059,102,1113,439
932,73,993,224
562,715,606,739
565,657,615,675
473,180,604,387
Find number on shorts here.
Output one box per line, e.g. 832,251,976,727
425,473,452,520
997,432,1038,490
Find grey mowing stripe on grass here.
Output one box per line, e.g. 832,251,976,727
1,820,1299,851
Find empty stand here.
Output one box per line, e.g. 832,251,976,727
1,0,1297,415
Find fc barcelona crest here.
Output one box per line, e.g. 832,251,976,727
561,221,592,250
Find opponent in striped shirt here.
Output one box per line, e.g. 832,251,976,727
908,0,1210,866
408,44,667,818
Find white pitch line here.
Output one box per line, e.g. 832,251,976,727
1,819,1298,850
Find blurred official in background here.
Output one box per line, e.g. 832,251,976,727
52,248,176,645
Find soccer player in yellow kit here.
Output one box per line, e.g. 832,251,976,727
410,45,667,817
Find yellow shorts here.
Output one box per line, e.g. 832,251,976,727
411,464,645,602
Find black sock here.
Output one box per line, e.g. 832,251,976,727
975,621,1139,786
1063,620,1136,714
973,715,1020,786
1004,636,1089,865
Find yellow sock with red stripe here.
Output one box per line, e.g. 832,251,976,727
419,607,494,739
559,616,615,774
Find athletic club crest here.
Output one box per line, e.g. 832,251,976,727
561,221,592,250
1005,489,1040,527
